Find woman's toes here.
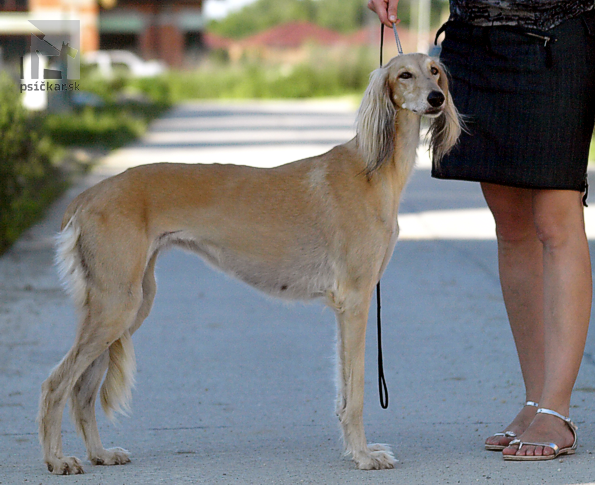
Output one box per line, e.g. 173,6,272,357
502,441,557,457
502,444,518,456
485,436,501,446
539,445,555,457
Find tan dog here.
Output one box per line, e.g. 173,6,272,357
38,53,461,474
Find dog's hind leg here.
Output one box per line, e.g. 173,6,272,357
331,288,396,470
93,251,158,432
67,251,159,468
69,351,110,462
68,349,132,466
39,238,145,474
98,252,158,421
69,331,138,467
39,302,140,474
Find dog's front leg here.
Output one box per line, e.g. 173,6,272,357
331,290,396,470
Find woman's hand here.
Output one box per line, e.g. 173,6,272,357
367,0,400,27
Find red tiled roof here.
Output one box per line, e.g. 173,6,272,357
203,31,233,49
241,21,346,48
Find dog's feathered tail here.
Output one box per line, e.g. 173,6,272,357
56,215,136,423
100,332,136,421
55,217,87,309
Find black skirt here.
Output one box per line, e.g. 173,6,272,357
432,10,595,191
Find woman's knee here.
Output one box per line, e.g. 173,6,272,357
481,183,536,243
532,190,585,249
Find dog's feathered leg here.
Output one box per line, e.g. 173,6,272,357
40,216,145,474
69,349,132,466
331,289,396,470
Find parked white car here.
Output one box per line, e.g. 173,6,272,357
83,50,166,78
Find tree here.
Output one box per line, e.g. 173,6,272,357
207,0,447,40
208,0,317,39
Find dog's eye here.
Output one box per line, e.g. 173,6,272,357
399,72,413,80
431,67,439,76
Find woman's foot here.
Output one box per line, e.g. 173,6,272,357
502,410,576,458
485,402,538,450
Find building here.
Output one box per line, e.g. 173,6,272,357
99,0,205,68
0,0,208,69
0,0,98,66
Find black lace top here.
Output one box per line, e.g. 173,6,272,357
449,0,594,30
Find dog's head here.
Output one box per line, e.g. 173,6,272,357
356,53,462,174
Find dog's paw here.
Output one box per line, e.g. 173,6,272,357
354,443,396,470
45,456,85,475
90,447,131,466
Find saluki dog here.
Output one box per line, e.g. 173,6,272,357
38,53,461,474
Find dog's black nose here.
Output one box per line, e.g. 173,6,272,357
427,91,445,108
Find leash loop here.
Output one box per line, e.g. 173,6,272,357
376,282,389,409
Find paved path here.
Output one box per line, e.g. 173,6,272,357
2,100,595,484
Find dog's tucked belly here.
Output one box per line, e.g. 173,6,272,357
163,234,335,300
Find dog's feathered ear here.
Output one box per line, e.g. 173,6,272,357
428,61,462,166
355,66,396,175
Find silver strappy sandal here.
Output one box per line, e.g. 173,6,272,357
502,407,578,461
484,401,539,452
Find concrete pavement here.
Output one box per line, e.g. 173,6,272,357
2,100,595,484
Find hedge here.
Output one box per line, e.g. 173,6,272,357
0,73,65,254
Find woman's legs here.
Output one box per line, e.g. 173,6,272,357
481,183,592,456
482,183,545,448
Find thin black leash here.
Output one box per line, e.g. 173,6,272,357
376,21,403,410
376,281,389,409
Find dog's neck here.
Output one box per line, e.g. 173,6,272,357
388,108,421,189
